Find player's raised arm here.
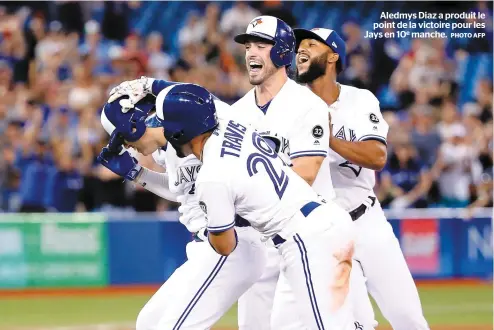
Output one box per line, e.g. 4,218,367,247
289,104,329,185
107,76,180,106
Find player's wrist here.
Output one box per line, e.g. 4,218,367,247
133,166,146,183
126,164,143,181
142,76,155,93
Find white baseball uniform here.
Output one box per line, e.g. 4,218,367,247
231,79,370,329
196,116,356,330
135,98,267,330
328,83,429,329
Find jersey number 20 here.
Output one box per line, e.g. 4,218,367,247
247,133,289,199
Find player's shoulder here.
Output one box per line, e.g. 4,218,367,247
197,135,227,183
340,84,379,106
286,79,328,113
287,79,321,101
231,88,255,109
200,118,241,171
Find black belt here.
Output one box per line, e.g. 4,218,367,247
234,215,251,227
272,201,321,247
193,215,251,242
349,196,376,221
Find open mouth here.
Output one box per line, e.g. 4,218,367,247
249,61,263,73
298,54,310,64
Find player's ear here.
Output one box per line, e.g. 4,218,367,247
328,53,339,65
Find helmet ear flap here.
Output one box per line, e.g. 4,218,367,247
270,20,295,68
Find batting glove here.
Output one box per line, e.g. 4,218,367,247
108,76,154,106
98,146,142,181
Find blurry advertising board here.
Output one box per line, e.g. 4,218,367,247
400,219,440,275
0,214,107,288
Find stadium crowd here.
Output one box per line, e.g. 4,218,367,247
0,2,492,215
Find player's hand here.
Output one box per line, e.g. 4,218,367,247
97,146,142,181
108,76,153,105
176,192,206,232
152,146,167,167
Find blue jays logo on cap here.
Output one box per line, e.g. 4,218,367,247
251,18,263,28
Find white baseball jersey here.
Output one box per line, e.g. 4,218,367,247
328,84,389,211
196,117,321,239
231,78,335,200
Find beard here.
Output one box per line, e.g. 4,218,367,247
295,51,329,84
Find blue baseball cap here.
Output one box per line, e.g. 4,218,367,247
294,28,346,73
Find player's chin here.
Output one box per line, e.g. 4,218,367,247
248,74,264,86
296,60,310,73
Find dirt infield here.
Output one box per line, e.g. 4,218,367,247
5,325,493,330
1,278,490,299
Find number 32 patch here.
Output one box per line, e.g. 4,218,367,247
312,125,324,138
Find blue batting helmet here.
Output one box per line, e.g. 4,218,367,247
100,94,156,143
294,28,347,74
155,84,218,153
234,16,295,68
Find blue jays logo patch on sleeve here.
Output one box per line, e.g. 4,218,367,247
199,201,207,214
312,125,324,138
369,113,380,124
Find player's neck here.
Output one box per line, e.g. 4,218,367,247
192,133,213,161
309,75,340,107
254,70,288,107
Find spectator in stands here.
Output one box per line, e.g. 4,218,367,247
370,21,403,94
474,78,493,122
0,143,20,211
410,105,442,167
44,142,83,212
0,12,26,67
122,32,148,77
178,11,206,48
35,21,65,67
55,1,84,35
431,125,481,207
0,60,16,109
341,53,371,90
79,20,113,68
101,1,130,42
378,139,432,209
68,62,102,113
466,120,493,216
437,100,462,141
146,32,174,80
220,2,260,37
342,19,371,62
15,137,54,212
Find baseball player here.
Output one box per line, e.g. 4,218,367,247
98,79,267,330
231,16,371,329
156,82,356,330
294,27,429,329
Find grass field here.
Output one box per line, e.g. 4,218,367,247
0,281,491,330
